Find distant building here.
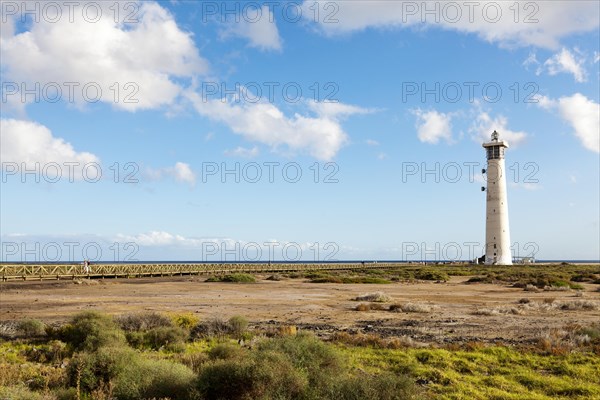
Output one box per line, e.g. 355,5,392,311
482,131,512,265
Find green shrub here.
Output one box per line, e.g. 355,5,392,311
206,273,256,283
16,319,46,337
124,331,146,349
68,346,195,400
208,343,245,360
228,316,249,339
415,270,449,282
333,372,417,400
135,358,196,400
257,333,343,387
125,326,189,352
198,350,307,400
143,326,188,350
342,277,391,284
310,275,343,283
54,387,78,400
58,311,125,351
569,283,585,290
67,345,138,395
0,384,51,400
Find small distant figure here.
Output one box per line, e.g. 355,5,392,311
83,259,91,274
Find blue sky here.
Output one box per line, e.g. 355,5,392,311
1,1,599,262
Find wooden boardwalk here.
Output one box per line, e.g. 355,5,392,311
0,262,401,281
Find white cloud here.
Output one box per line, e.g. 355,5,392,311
220,5,282,51
145,162,197,185
542,48,587,82
308,101,375,118
533,94,557,111
301,1,599,49
172,162,196,185
535,93,599,153
557,94,600,153
186,93,371,160
469,108,527,147
365,139,379,146
114,231,228,248
522,52,540,72
0,1,207,111
224,146,260,158
411,109,453,144
0,118,99,179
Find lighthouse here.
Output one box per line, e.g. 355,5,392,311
482,130,512,265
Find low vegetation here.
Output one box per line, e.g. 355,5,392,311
2,310,600,399
205,273,256,283
353,292,392,303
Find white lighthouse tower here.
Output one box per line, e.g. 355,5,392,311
482,130,512,265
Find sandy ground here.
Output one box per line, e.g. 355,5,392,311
1,276,599,345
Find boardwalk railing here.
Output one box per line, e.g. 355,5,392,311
0,262,401,281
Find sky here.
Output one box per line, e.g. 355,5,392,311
0,0,599,262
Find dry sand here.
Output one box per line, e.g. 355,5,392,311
1,276,599,345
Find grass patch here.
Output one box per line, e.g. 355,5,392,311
206,273,257,283
309,274,391,284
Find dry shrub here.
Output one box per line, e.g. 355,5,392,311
544,285,570,292
473,308,500,316
116,312,172,332
353,292,391,303
355,303,387,311
559,300,599,311
396,303,438,313
524,284,540,292
191,317,230,339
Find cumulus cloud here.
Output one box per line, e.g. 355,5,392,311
0,1,207,111
534,93,599,153
411,109,453,144
220,5,282,51
186,93,372,160
172,162,196,184
557,94,600,153
113,231,221,247
469,108,527,147
145,162,197,185
0,119,99,179
542,48,587,82
301,1,599,49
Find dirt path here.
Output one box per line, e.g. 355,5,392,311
1,276,598,345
